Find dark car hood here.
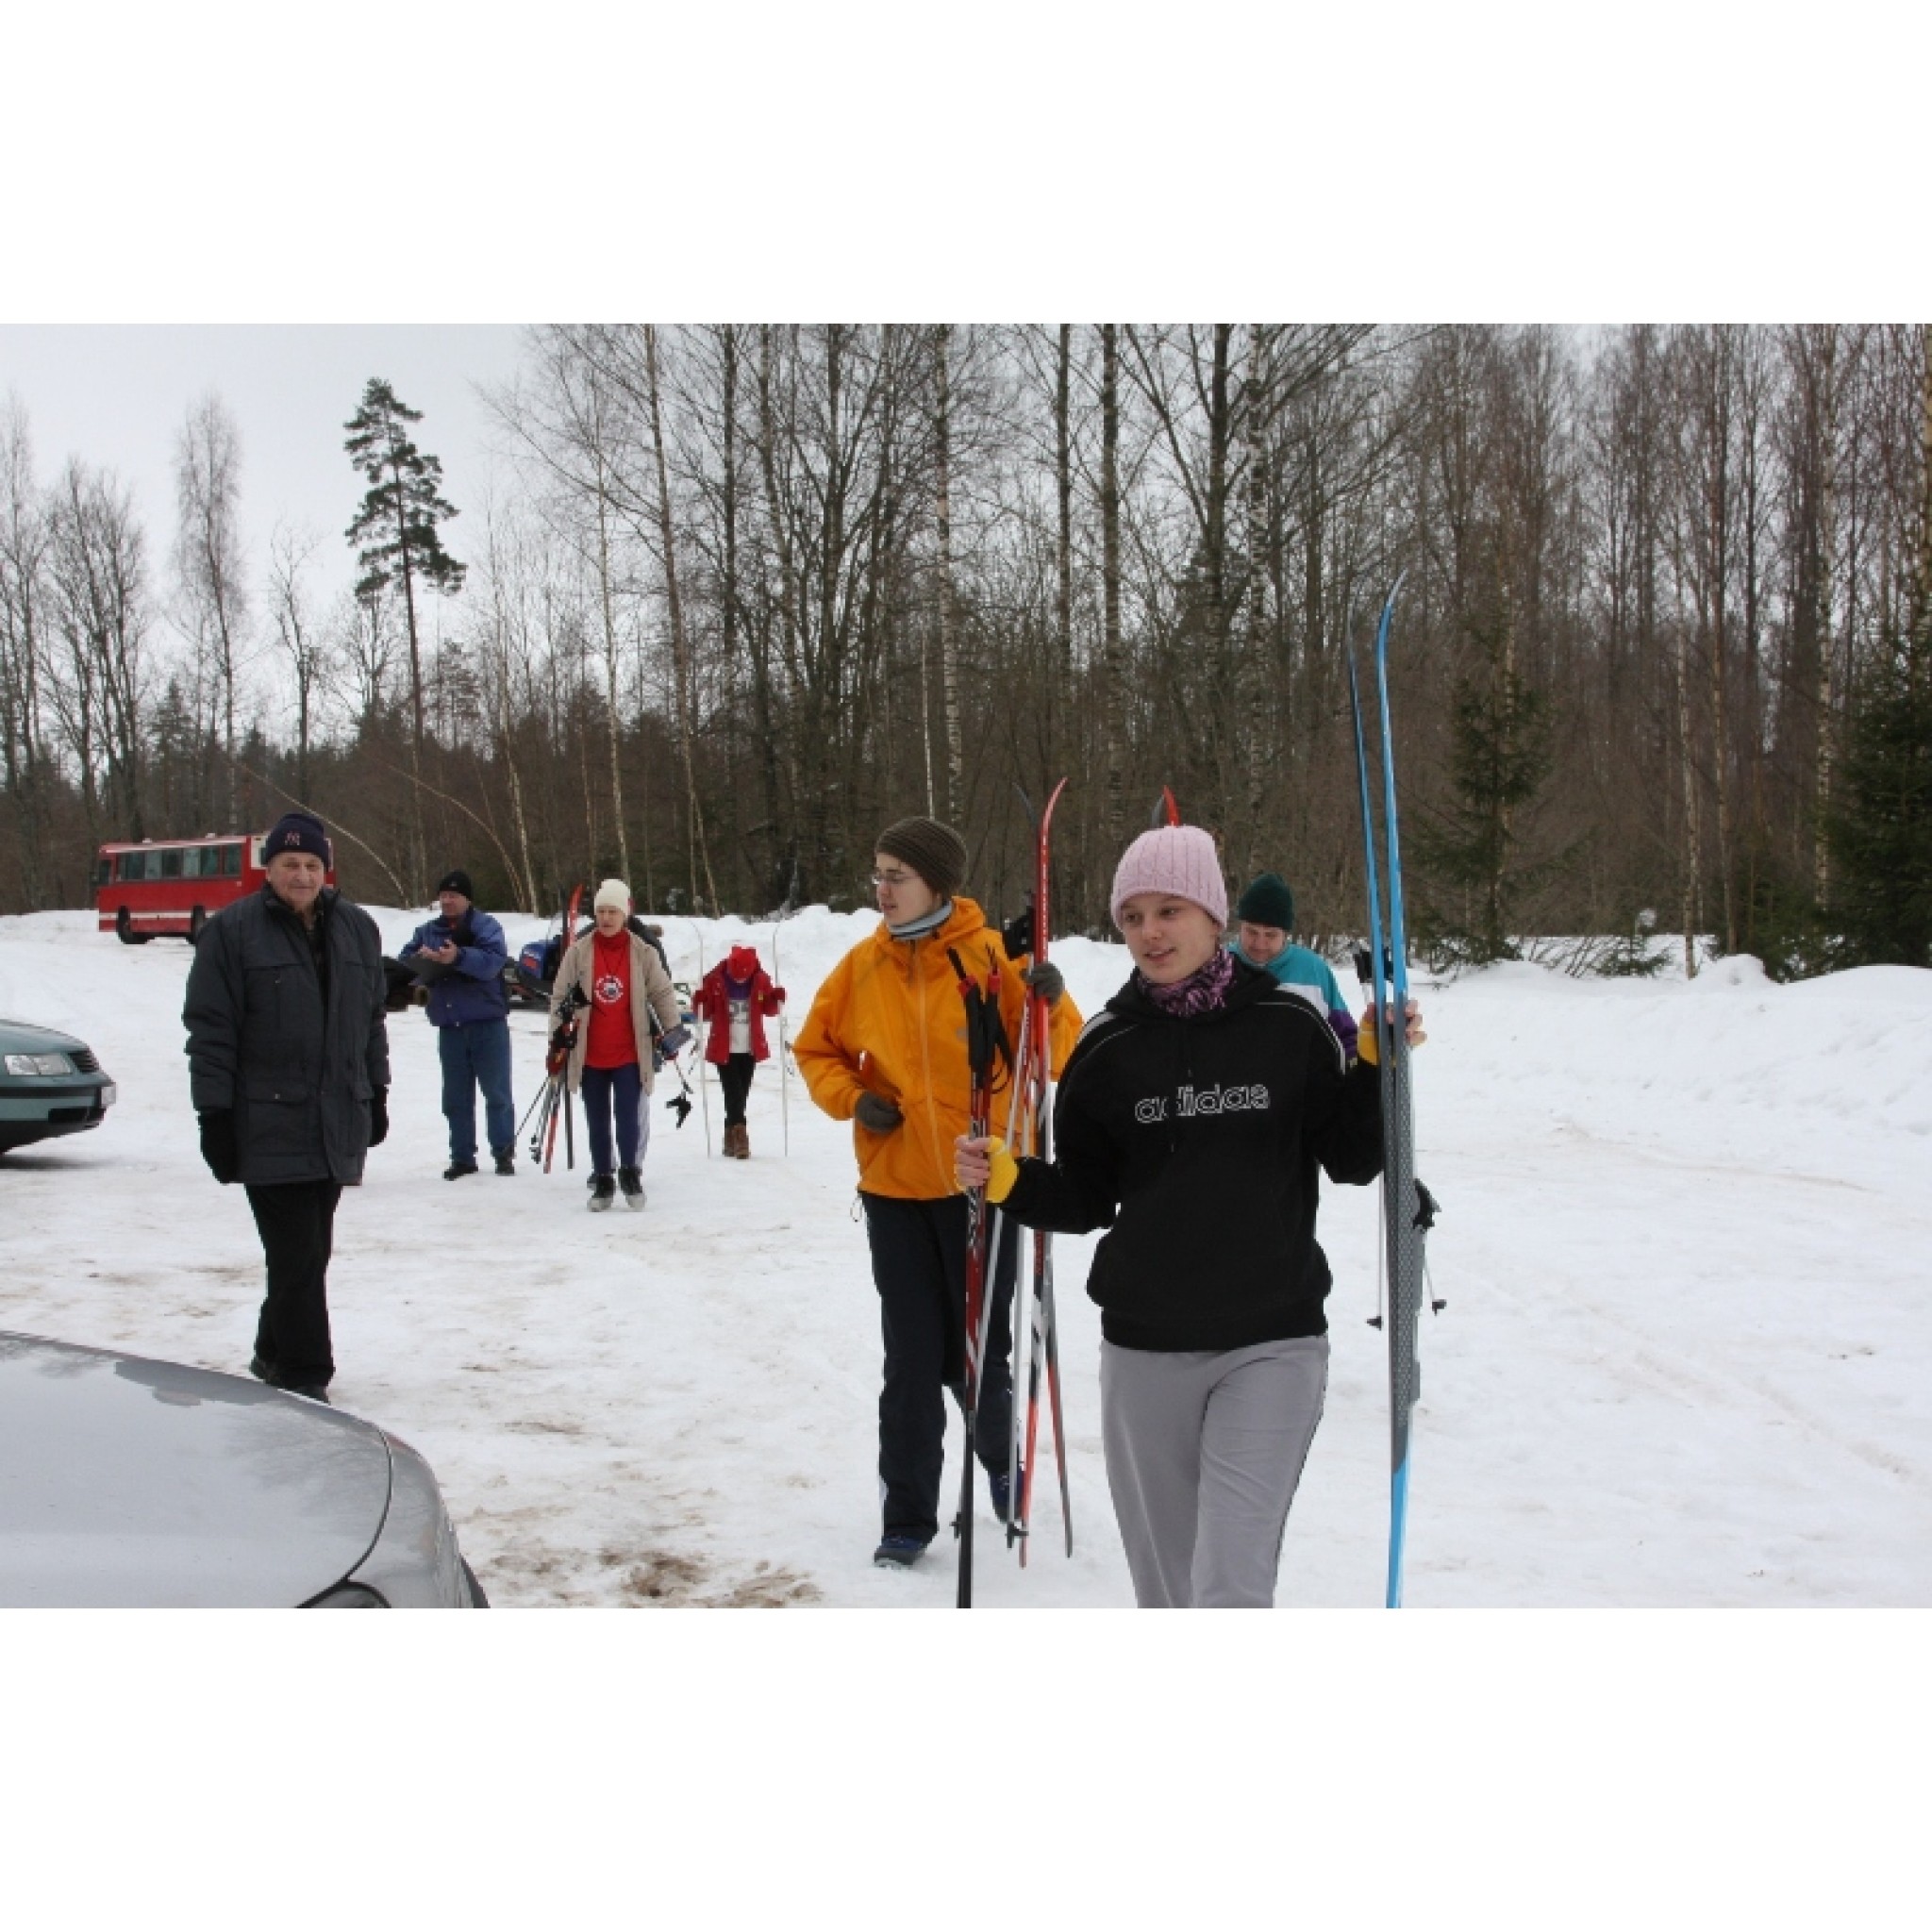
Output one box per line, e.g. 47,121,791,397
0,1332,392,1607
0,1017,91,1055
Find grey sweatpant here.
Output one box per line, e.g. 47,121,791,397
1100,1335,1330,1607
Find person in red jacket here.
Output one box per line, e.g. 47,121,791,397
692,944,786,1158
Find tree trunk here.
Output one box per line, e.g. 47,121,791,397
642,325,718,912
935,325,960,821
1102,324,1124,875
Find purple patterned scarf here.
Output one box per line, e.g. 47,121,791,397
1139,945,1237,1018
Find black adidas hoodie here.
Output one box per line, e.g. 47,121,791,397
1004,958,1381,1351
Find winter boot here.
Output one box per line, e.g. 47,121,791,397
444,1158,479,1181
618,1166,645,1209
873,1532,931,1571
734,1123,751,1158
588,1173,616,1211
988,1464,1018,1525
493,1148,516,1176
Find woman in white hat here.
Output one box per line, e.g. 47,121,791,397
549,879,688,1209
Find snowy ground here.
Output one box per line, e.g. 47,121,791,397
2,906,1928,1608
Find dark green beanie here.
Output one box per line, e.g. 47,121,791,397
1236,872,1295,930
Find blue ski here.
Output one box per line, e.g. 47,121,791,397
1347,575,1439,1608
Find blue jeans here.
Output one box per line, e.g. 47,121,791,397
580,1060,649,1174
438,1019,515,1163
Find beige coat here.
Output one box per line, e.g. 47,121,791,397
551,929,683,1095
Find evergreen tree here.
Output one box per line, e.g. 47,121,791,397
1823,633,1932,968
1415,593,1557,966
343,378,464,891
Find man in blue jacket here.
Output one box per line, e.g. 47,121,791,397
401,869,516,1178
1229,872,1358,1060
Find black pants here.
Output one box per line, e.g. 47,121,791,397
245,1179,343,1388
718,1053,756,1126
861,1191,1018,1542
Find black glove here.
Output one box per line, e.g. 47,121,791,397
855,1091,904,1134
658,1023,691,1058
198,1109,240,1185
1022,960,1065,1008
367,1088,390,1147
1001,902,1036,960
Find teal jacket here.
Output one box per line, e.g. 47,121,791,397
1228,942,1357,1059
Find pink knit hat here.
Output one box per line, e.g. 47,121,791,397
1109,825,1228,929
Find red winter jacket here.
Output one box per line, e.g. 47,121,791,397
692,955,786,1066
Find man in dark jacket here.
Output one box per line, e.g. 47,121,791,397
400,868,515,1178
182,810,390,1403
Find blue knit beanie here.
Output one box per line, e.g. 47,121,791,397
264,811,332,865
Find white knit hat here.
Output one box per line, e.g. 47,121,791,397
592,877,632,913
1109,825,1228,929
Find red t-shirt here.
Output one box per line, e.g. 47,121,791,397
584,931,638,1069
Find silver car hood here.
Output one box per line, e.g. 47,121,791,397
0,1332,391,1607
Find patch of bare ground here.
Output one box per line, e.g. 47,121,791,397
603,1543,822,1607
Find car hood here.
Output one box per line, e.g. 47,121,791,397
0,1332,392,1607
0,1018,89,1056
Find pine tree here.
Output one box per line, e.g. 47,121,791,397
1415,584,1556,967
1823,631,1932,968
343,378,464,893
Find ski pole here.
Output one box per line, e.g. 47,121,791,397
774,920,791,1158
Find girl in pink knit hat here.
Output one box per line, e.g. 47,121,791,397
957,822,1423,1608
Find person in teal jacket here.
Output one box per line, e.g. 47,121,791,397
1228,873,1357,1060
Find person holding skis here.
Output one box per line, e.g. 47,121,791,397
955,823,1424,1608
399,868,517,1178
793,816,1081,1571
1230,871,1357,1059
182,810,390,1404
691,943,786,1158
549,878,689,1211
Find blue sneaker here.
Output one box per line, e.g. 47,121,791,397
873,1532,931,1570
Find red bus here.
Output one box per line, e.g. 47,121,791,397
93,833,337,944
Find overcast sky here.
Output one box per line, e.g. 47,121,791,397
2,325,530,614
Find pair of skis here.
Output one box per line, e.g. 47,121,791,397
948,941,1009,1609
951,778,1076,1607
1346,577,1440,1609
519,884,585,1173
1006,778,1074,1571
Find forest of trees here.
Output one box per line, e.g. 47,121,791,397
3,324,1929,976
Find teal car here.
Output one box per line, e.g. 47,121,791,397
0,1017,117,1154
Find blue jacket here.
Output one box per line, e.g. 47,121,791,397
400,908,509,1027
1228,941,1358,1060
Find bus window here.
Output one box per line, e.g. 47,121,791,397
187,846,215,877
159,848,182,878
118,851,146,882
224,843,242,875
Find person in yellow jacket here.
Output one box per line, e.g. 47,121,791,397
794,814,1081,1570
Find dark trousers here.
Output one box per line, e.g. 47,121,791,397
245,1179,343,1388
581,1060,645,1174
439,1018,515,1162
861,1191,1019,1542
718,1053,756,1126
